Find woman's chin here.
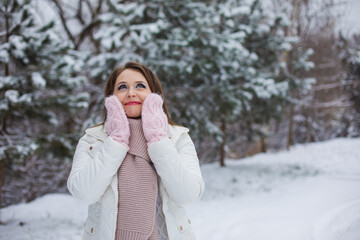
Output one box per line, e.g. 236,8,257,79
124,106,142,118
126,112,141,118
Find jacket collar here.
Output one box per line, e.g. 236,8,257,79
167,124,189,143
85,124,108,141
84,123,189,142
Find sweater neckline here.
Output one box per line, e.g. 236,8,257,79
128,116,141,120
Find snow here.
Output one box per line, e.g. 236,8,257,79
9,36,28,61
313,199,360,240
31,72,46,88
0,45,10,63
4,90,19,103
1,137,359,240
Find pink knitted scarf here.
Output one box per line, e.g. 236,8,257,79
115,118,159,240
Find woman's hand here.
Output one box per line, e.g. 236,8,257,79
104,95,130,149
142,93,168,145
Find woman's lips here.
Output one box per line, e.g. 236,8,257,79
125,101,141,105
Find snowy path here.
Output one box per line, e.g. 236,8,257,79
0,138,359,240
1,175,358,240
188,176,360,240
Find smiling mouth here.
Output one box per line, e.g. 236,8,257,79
125,101,141,105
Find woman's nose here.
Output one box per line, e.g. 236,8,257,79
127,87,136,97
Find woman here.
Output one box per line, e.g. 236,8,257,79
67,61,205,240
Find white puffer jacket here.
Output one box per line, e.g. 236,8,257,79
67,123,205,240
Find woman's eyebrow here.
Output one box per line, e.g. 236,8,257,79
117,81,146,84
116,81,147,88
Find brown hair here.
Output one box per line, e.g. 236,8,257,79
96,61,178,126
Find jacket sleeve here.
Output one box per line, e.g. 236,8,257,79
67,135,128,205
148,132,205,206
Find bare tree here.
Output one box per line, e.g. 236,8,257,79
268,0,358,147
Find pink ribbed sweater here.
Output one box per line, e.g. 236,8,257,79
115,118,169,240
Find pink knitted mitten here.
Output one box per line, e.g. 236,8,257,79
142,93,168,145
104,95,130,148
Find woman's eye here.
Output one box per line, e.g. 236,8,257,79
136,83,146,88
117,84,127,90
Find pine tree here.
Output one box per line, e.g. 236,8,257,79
81,0,166,125
151,0,314,165
0,0,87,207
77,0,313,166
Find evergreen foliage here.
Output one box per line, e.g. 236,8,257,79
49,0,316,163
0,0,87,205
0,0,356,206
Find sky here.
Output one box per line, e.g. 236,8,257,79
340,0,360,36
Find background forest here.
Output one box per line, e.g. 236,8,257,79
0,0,359,209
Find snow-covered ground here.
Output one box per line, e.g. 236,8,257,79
1,138,359,240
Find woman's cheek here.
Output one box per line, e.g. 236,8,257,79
114,93,124,105
141,92,152,101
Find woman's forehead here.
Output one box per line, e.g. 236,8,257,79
116,69,147,84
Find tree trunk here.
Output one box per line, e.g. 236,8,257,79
306,112,314,143
0,160,5,222
260,135,267,153
281,0,302,63
1,7,10,221
260,124,269,153
219,119,226,167
5,5,9,76
283,0,301,151
287,104,294,150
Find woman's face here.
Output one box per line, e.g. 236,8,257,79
113,69,152,118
